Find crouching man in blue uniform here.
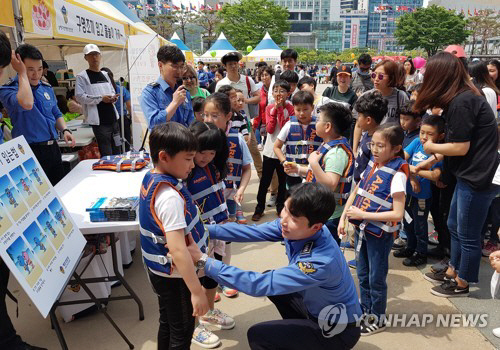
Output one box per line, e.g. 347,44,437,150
186,182,362,349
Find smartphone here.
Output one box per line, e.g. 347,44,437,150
176,79,185,89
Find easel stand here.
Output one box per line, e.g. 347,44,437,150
49,232,144,349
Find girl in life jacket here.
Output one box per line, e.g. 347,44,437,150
186,122,236,327
338,124,408,335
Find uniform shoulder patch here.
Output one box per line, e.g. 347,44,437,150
297,261,316,274
148,82,160,87
300,241,314,256
3,79,16,86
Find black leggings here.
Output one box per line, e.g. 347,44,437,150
201,252,223,290
148,272,197,350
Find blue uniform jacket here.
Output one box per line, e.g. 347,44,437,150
204,219,362,323
197,69,209,88
0,76,61,143
140,77,194,128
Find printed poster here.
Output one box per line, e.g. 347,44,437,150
0,136,86,318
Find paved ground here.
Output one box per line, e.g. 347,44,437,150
7,84,499,349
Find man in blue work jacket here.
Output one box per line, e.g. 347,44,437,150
197,61,210,88
0,44,75,185
140,45,194,128
186,182,362,349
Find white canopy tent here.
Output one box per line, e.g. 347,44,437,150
246,32,283,65
200,32,238,63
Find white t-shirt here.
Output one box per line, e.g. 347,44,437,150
215,74,258,117
482,87,498,116
150,183,187,278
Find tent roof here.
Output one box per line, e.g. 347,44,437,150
170,32,191,52
204,32,236,53
247,32,282,58
253,32,281,51
93,0,141,23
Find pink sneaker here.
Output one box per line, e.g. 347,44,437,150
236,210,247,224
482,242,499,257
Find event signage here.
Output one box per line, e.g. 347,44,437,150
128,34,161,150
0,137,86,318
54,0,126,46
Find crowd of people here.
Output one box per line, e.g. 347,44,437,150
0,26,499,350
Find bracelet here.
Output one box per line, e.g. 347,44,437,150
62,128,72,134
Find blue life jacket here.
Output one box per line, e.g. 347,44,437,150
349,157,408,238
285,116,322,165
187,163,228,224
305,137,354,206
225,127,243,189
139,171,208,275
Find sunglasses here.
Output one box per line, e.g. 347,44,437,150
371,73,387,80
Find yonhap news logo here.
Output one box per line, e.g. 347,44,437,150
318,303,349,337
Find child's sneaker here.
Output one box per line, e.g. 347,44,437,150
199,308,235,330
431,279,469,298
221,285,239,298
348,259,356,269
192,324,221,349
236,210,247,224
392,237,406,250
214,292,221,302
393,247,413,258
403,252,427,267
360,316,386,336
266,194,277,207
424,269,453,284
428,230,439,245
482,242,499,257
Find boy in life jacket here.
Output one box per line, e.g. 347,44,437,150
286,102,354,245
339,124,408,336
203,92,253,298
138,123,212,349
274,90,323,189
186,121,236,346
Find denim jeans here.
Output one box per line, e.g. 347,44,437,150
255,127,262,144
356,229,394,319
448,180,500,283
404,196,431,255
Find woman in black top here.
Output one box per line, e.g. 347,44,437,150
414,52,500,297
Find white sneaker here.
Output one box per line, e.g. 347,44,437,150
192,324,221,349
199,308,235,330
493,327,500,338
266,194,277,207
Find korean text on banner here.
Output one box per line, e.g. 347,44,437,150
128,34,161,150
0,136,86,318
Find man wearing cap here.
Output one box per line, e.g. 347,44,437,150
76,44,120,156
0,44,75,186
140,45,194,129
197,61,210,88
444,45,468,70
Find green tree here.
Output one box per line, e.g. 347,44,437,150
394,5,469,57
143,15,177,39
172,10,200,43
217,0,290,51
195,10,221,50
466,10,500,55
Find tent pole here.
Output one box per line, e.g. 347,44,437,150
11,0,23,48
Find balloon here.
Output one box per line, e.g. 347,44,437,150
413,56,426,69
247,45,253,53
210,51,216,57
351,53,355,59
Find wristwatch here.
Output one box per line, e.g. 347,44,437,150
195,253,208,270
62,128,72,135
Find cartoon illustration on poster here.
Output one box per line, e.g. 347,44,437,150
6,236,43,288
37,208,64,249
10,165,40,207
0,201,13,238
0,175,28,222
22,158,49,196
48,198,72,236
23,221,55,267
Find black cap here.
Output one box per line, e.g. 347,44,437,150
221,51,242,65
337,65,352,76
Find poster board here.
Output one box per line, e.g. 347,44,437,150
0,136,86,318
128,34,161,151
